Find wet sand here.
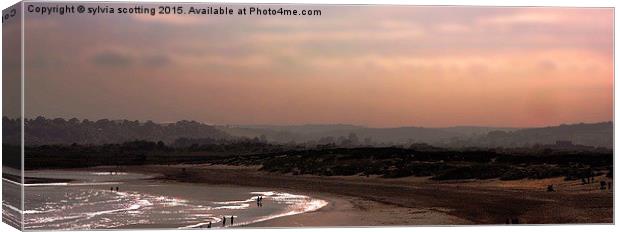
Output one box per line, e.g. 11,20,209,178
84,164,613,226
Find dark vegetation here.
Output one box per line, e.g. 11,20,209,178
20,138,288,170
3,116,229,146
215,147,612,181
4,117,613,148
18,141,613,181
3,117,613,181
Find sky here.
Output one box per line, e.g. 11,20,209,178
22,3,613,127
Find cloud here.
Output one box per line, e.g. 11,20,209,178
131,14,208,25
22,5,613,127
89,49,174,69
91,51,133,68
477,11,561,25
143,54,172,67
435,23,471,33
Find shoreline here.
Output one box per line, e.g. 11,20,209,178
75,164,612,226
19,168,336,230
76,165,472,227
80,165,473,226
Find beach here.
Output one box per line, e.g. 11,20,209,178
85,164,612,226
17,169,329,229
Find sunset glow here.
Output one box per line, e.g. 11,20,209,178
24,4,613,127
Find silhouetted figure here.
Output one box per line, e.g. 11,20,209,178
116,186,119,192
110,187,114,191
230,216,234,225
546,185,555,192
222,216,226,227
600,181,607,190
207,221,211,228
256,196,264,207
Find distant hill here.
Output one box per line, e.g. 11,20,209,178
4,117,230,145
468,122,613,148
218,124,517,145
220,122,612,148
6,117,611,148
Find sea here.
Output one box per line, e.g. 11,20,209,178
2,169,327,230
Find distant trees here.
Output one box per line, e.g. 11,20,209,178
6,116,231,145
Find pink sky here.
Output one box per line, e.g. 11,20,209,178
23,4,613,127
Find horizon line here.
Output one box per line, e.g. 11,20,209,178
9,116,613,130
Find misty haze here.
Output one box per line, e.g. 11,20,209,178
2,3,613,230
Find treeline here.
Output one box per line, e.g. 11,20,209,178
3,116,230,145
21,138,294,170
210,147,613,181
18,142,613,181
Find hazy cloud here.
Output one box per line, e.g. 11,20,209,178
91,51,133,68
22,3,613,127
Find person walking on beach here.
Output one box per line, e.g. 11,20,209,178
116,186,119,192
110,187,114,191
230,216,234,225
207,221,211,228
222,216,226,227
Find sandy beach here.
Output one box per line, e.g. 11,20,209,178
82,164,612,226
